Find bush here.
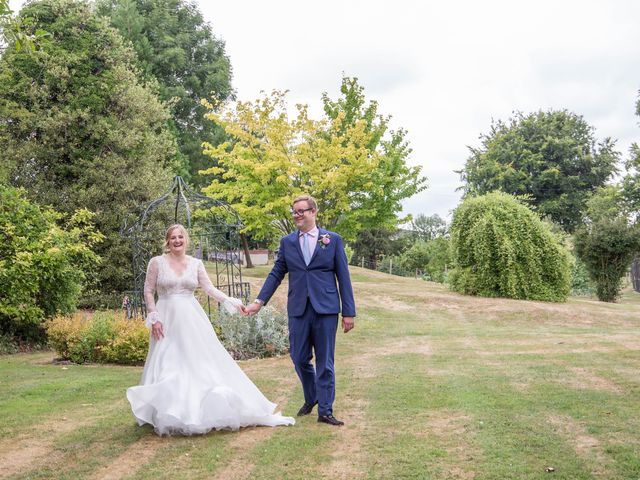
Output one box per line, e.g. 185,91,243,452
570,255,595,297
0,333,19,355
574,218,640,302
399,237,451,283
46,311,148,365
218,306,289,360
47,305,290,364
0,185,103,342
101,318,149,365
449,192,572,302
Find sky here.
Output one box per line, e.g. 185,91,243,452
10,0,640,221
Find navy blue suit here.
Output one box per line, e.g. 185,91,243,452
257,228,356,416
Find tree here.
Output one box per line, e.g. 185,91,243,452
398,236,451,282
459,110,619,232
0,0,175,304
202,82,426,244
1,0,50,53
322,76,427,231
411,213,448,241
622,91,640,214
97,0,233,187
450,191,572,302
573,186,640,302
351,227,409,270
0,185,103,341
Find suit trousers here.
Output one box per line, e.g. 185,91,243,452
288,299,338,416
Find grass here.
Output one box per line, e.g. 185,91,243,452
1,267,639,479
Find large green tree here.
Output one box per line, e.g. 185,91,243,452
622,91,640,212
97,0,233,187
459,110,619,232
0,0,175,304
322,76,427,230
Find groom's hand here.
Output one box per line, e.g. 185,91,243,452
245,302,262,316
342,316,355,333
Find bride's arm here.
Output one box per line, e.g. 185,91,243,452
144,257,161,328
197,260,244,314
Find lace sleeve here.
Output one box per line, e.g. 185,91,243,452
197,260,243,315
144,257,160,327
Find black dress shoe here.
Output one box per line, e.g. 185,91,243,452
317,414,344,426
297,401,318,416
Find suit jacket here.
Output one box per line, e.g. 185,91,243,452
257,228,356,318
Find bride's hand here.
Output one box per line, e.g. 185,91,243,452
238,304,248,316
151,321,164,341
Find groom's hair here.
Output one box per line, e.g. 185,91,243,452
292,194,317,211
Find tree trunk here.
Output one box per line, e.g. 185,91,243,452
240,233,253,268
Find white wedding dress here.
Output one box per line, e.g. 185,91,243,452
126,254,295,435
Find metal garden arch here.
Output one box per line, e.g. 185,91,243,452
120,176,250,319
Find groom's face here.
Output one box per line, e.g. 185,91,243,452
292,200,317,232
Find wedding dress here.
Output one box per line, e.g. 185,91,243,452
126,254,295,435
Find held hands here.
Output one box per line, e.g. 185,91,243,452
244,301,262,316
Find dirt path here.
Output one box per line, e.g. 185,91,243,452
211,363,298,480
0,400,128,479
91,436,164,480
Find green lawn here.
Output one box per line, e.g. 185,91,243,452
1,267,639,479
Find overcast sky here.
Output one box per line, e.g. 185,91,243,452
11,0,640,221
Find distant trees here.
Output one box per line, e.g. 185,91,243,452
398,237,451,283
459,110,619,232
622,93,640,213
411,213,448,241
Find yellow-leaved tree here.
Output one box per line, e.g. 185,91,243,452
201,80,426,244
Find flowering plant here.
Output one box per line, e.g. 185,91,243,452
319,233,331,248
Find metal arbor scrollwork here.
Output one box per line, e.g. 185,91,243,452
120,176,250,319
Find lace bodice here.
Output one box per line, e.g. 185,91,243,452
144,255,241,324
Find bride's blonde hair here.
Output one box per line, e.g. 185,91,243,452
164,224,190,253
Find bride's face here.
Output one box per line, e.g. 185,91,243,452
168,228,187,255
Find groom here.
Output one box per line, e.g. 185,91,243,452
245,195,356,426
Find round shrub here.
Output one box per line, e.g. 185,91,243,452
449,192,571,301
46,311,148,365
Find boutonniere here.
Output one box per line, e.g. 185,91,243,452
319,233,331,249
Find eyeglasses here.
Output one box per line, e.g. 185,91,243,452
291,208,314,217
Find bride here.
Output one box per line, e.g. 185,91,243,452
126,224,295,435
